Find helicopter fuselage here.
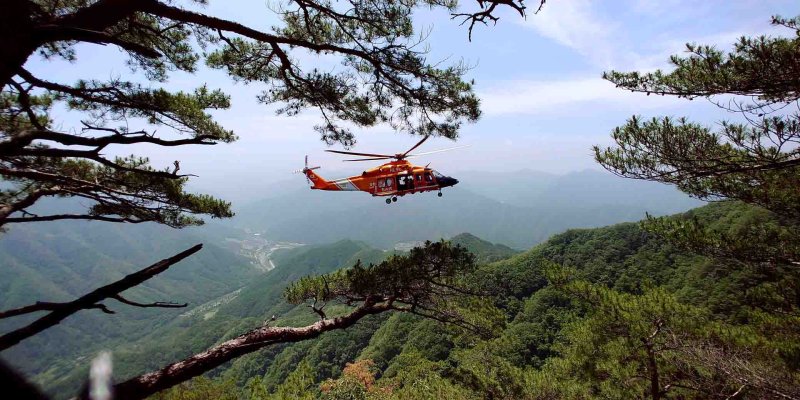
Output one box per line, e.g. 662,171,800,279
304,160,458,198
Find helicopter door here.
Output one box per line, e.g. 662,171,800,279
396,173,413,191
423,171,434,187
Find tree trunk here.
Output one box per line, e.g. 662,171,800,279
0,0,37,85
646,343,661,400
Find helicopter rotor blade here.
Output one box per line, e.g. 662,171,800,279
407,145,470,157
401,135,430,158
325,149,393,158
343,157,394,162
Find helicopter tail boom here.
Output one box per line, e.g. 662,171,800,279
304,167,331,189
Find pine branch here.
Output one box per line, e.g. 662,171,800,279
100,299,394,400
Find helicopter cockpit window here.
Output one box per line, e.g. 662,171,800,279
432,170,445,179
424,172,433,182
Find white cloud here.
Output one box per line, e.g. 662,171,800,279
478,77,681,117
521,0,618,68
520,0,787,72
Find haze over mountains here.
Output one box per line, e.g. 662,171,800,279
229,169,702,248
2,232,515,397
0,167,702,397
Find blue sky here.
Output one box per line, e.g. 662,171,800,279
25,0,799,199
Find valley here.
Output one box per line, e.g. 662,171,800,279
3,2,797,399
0,171,786,400
223,234,305,272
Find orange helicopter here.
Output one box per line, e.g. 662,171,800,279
300,136,463,204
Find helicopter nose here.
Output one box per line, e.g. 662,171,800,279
438,176,459,188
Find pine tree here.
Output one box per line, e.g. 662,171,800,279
529,280,800,399
108,241,485,399
0,0,535,227
590,19,800,396
595,15,800,217
594,13,800,349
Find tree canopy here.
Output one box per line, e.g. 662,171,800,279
590,15,800,398
107,240,483,400
595,16,800,220
1,0,536,228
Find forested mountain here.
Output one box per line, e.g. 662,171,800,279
154,201,800,399
4,200,796,399
3,229,513,398
13,237,384,397
232,169,702,249
4,1,798,398
0,220,257,392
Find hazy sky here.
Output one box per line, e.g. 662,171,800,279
25,0,799,201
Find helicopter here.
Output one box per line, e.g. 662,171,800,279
299,136,463,204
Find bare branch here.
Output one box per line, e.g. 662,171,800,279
0,244,202,351
0,301,68,319
111,295,187,309
451,0,533,41
101,299,394,400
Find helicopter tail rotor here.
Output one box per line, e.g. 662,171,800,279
294,155,320,184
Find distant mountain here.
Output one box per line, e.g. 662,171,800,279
0,220,257,391
13,232,519,397
28,239,390,397
454,169,558,206
449,233,519,263
230,169,702,249
199,203,770,400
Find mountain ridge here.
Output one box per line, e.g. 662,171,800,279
229,169,702,249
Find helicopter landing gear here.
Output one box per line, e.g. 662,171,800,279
386,198,392,204
437,191,443,197
392,196,398,202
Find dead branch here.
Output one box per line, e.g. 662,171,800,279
0,244,201,351
100,299,395,400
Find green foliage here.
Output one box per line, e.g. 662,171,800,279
593,115,800,218
319,359,379,400
356,313,418,372
592,19,800,398
591,20,800,398
380,352,477,400
284,241,480,329
270,360,316,400
597,15,800,220
530,279,800,399
602,17,800,102
319,355,477,400
642,203,800,267
3,0,517,226
22,204,800,399
149,376,239,400
494,286,581,368
243,376,269,400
